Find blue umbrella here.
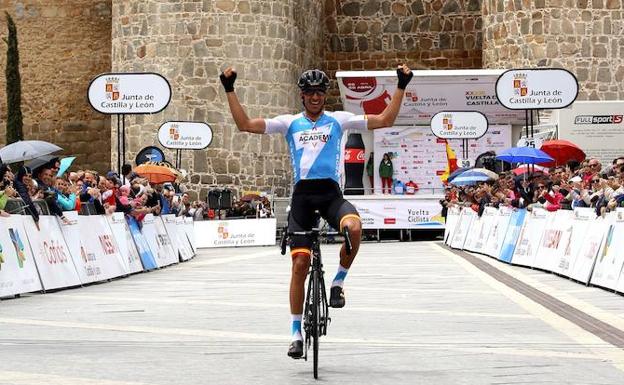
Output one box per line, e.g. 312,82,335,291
57,156,76,177
451,168,499,186
447,167,470,183
495,147,553,165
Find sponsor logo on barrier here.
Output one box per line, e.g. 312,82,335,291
41,239,70,265
156,234,171,246
542,229,563,249
99,234,116,255
80,246,101,277
384,218,396,225
407,209,431,223
9,228,26,268
574,115,623,125
213,222,257,246
0,243,4,270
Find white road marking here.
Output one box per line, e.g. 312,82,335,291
0,370,155,385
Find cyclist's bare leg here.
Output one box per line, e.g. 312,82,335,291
290,253,310,315
339,217,362,268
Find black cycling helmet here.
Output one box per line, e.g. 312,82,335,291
297,69,330,92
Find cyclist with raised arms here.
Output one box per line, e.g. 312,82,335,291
219,64,413,358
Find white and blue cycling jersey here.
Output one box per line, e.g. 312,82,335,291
265,111,367,184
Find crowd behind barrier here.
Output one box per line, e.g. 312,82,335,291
0,210,196,298
444,204,624,294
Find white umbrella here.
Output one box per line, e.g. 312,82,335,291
0,140,62,164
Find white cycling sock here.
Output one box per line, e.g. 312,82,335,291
291,314,303,341
331,264,349,288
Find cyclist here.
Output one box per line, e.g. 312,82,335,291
219,64,413,358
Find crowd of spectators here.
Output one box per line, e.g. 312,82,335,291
0,159,274,225
441,156,624,218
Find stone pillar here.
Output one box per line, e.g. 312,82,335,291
0,1,112,172
482,0,624,100
111,0,325,199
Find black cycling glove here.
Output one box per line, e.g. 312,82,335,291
219,71,237,92
396,67,413,90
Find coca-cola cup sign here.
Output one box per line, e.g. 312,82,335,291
430,111,489,139
88,72,172,114
344,148,365,163
495,68,578,110
158,121,213,150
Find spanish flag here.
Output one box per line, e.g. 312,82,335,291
439,140,458,184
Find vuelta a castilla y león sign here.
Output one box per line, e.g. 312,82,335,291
495,68,579,110
88,73,172,114
157,121,213,150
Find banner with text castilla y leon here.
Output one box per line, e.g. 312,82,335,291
0,216,43,297
430,111,489,140
22,216,82,290
88,73,172,114
158,121,213,150
495,68,578,110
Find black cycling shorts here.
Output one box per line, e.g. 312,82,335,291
288,179,360,257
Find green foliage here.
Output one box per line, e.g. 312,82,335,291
4,12,23,145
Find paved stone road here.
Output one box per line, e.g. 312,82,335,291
1,241,624,384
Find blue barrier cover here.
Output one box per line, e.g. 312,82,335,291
499,209,527,263
127,217,158,271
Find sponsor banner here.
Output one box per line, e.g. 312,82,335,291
336,70,527,125
373,125,511,193
0,216,43,297
569,216,607,284
349,198,444,229
127,216,158,271
184,217,197,253
77,215,129,280
590,213,624,291
450,208,476,249
88,72,171,114
158,121,213,150
484,206,513,259
556,101,624,164
22,216,81,290
430,111,488,139
534,210,574,272
511,208,549,267
59,211,106,284
466,207,498,254
107,213,143,274
498,209,527,263
443,206,461,245
495,68,578,110
162,215,193,262
554,208,597,277
194,218,277,248
141,214,178,267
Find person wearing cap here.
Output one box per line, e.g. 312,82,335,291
220,64,413,358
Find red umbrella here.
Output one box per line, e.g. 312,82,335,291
539,140,586,167
512,164,549,176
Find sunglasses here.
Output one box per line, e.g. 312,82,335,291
303,89,326,96
592,179,600,183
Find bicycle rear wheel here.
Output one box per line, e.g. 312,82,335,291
312,269,320,379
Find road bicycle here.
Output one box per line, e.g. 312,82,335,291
280,223,352,379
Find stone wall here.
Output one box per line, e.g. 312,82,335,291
482,0,624,100
323,0,484,108
112,0,325,199
0,0,112,172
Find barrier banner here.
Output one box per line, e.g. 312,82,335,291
177,216,195,258
590,213,624,291
0,216,43,297
465,207,498,254
483,206,513,258
163,215,193,261
194,218,277,248
554,208,596,277
511,208,549,267
59,211,106,284
443,206,461,245
184,217,197,252
569,216,608,284
22,216,81,290
127,216,158,270
462,214,482,252
498,209,527,263
534,210,573,272
351,197,444,229
141,214,178,267
450,208,475,249
107,213,144,274
79,215,129,279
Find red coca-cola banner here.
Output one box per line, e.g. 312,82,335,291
344,148,365,164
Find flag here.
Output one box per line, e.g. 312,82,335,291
439,141,459,184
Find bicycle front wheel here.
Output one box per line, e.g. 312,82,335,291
312,269,320,379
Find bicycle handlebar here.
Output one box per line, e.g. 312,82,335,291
280,226,352,256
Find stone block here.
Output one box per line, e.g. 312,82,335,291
442,0,460,14
411,0,425,15
342,2,360,16
362,0,380,16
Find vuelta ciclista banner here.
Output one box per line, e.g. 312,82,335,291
194,218,277,248
348,198,444,229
